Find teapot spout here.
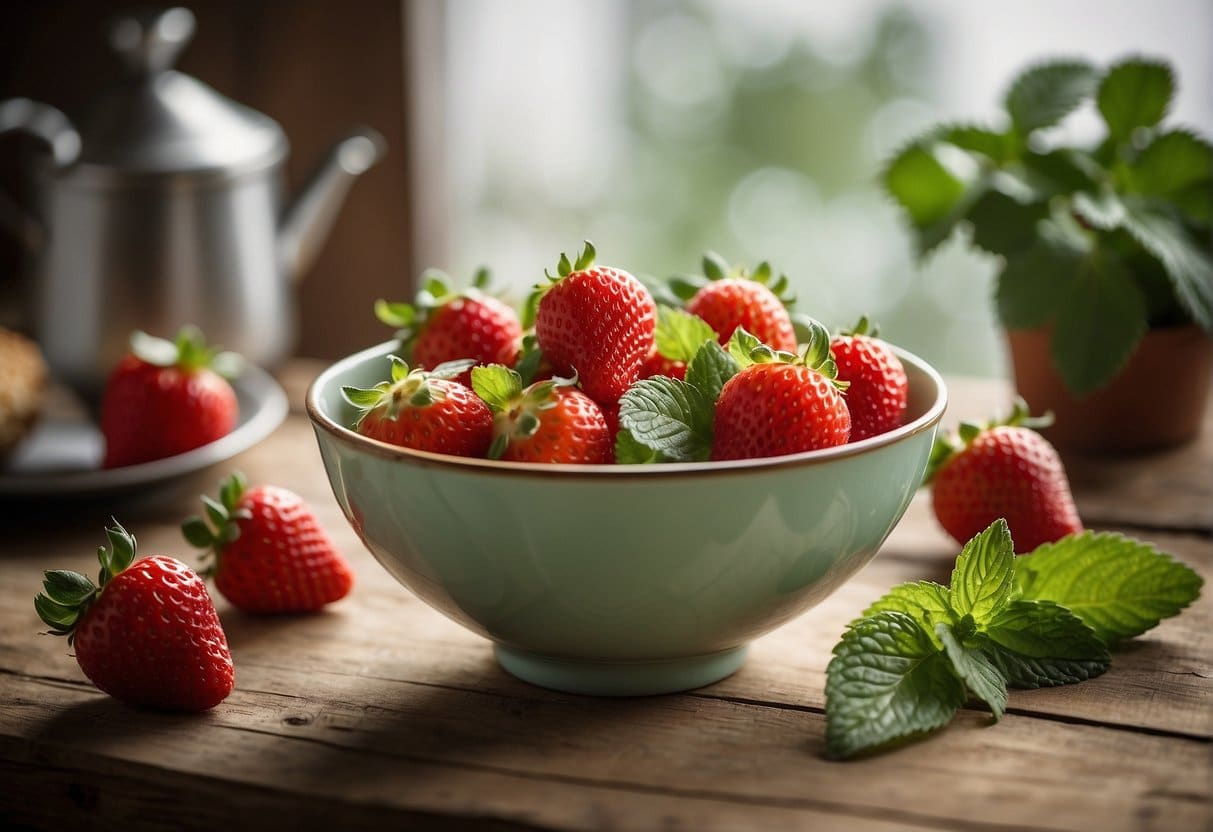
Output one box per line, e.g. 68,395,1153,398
279,126,386,280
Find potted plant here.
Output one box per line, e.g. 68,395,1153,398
883,56,1212,452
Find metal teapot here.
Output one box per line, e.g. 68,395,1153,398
0,7,386,397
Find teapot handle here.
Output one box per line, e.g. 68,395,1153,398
109,7,195,76
0,98,81,250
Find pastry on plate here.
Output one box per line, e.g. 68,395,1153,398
0,327,46,458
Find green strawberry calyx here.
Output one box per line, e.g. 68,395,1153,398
923,397,1056,485
836,314,881,339
666,251,796,308
130,326,243,378
341,355,476,425
35,520,140,645
727,320,849,391
522,240,597,328
181,472,253,578
375,267,494,353
471,363,575,459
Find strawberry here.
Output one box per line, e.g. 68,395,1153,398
100,327,240,468
927,399,1083,553
34,521,234,712
342,356,493,457
531,241,656,404
830,316,908,441
712,322,850,460
182,473,354,613
376,268,521,385
472,365,613,464
684,254,797,353
640,349,687,381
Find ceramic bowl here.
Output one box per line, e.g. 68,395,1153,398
307,341,947,696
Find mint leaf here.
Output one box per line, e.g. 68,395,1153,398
863,581,958,648
617,377,714,462
1050,249,1148,393
966,186,1048,257
1004,60,1098,135
982,600,1110,688
882,140,968,248
1128,130,1212,201
949,518,1015,624
614,428,665,464
685,340,738,402
937,625,1008,720
940,124,1017,165
471,364,522,411
1015,531,1203,642
825,611,966,759
1118,199,1213,332
996,235,1081,329
654,305,717,363
1098,58,1174,143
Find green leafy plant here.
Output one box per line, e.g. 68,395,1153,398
883,56,1212,394
825,519,1202,759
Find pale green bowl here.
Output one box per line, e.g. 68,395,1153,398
307,341,947,696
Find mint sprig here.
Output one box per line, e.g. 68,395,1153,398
825,519,1200,759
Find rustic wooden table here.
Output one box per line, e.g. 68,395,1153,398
2,362,1210,831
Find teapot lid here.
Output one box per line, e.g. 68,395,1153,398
73,8,287,181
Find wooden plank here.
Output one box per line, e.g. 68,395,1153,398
2,660,1208,832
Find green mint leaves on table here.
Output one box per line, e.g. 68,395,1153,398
825,519,1202,760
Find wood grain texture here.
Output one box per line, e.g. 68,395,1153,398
0,365,1210,831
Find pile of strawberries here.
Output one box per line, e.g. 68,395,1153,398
345,243,911,464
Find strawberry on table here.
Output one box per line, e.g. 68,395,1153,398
927,399,1083,553
830,316,908,441
100,327,240,468
712,321,851,460
472,365,613,464
34,521,234,712
531,241,657,404
342,356,494,457
376,267,522,385
684,253,797,353
182,473,354,614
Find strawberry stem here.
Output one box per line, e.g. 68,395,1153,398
35,520,141,644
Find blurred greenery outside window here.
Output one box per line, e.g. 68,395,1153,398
440,0,1212,378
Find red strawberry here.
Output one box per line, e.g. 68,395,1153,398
640,349,687,381
35,521,234,712
100,327,239,468
712,321,850,460
830,316,908,441
532,241,656,404
376,268,521,385
182,473,354,613
684,255,797,352
928,401,1083,553
343,356,494,457
472,365,613,464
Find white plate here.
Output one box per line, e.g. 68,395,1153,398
0,364,288,498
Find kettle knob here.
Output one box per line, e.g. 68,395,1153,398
109,7,196,76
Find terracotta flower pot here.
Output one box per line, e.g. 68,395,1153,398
1006,324,1213,454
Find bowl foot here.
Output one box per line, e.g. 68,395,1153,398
493,644,749,696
